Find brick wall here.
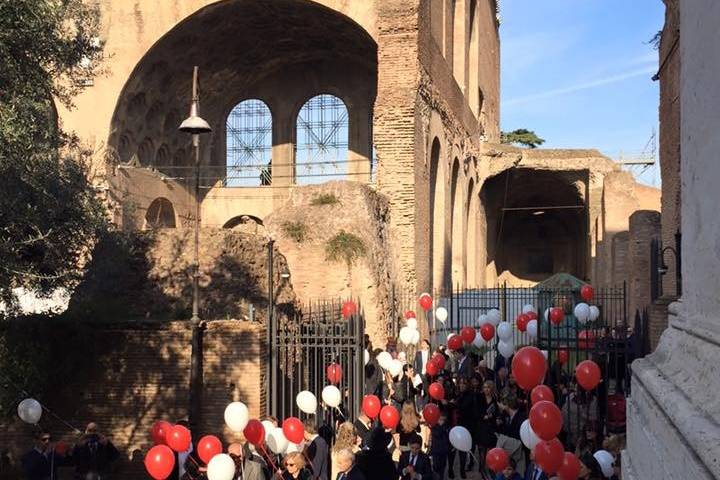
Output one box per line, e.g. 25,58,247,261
628,210,661,319
0,321,264,478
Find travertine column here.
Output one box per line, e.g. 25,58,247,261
623,2,720,478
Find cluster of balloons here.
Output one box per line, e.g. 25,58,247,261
17,398,42,424
399,309,421,346
146,421,196,479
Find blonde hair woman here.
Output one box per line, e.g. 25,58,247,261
282,451,310,480
331,422,360,480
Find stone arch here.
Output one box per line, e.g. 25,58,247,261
450,158,465,288
295,94,349,185
155,144,170,167
145,197,176,229
107,0,377,187
226,98,273,187
137,138,155,166
466,176,478,287
429,137,448,291
223,215,266,235
480,168,588,284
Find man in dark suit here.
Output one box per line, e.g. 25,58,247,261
303,419,329,480
524,449,549,480
21,430,65,480
497,395,526,441
334,448,365,480
456,347,475,380
397,435,432,480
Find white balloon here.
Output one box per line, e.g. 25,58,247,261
224,401,249,432
207,453,236,480
544,308,550,322
398,351,407,363
296,390,317,414
520,419,541,450
261,420,275,440
593,450,615,478
497,321,513,341
364,349,370,365
267,427,288,454
17,398,42,424
487,309,501,326
285,442,302,454
447,332,457,340
472,330,486,348
410,329,420,345
406,317,418,330
574,303,590,324
321,385,341,408
476,314,488,327
589,305,600,322
527,319,538,338
399,326,414,345
498,340,515,359
388,359,403,378
377,351,392,370
449,426,472,452
522,304,536,314
435,307,448,323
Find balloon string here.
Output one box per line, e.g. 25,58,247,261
258,442,282,478
0,371,82,435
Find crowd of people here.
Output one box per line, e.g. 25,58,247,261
20,337,625,480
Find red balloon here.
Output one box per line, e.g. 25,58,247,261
558,349,569,364
341,300,357,319
575,360,601,390
511,346,548,391
197,435,223,464
526,311,538,321
151,421,172,445
426,358,440,377
486,447,510,473
380,405,400,429
480,323,495,341
404,310,416,319
145,444,176,480
558,452,582,480
282,417,305,444
419,294,433,311
550,307,565,326
243,419,265,446
362,395,381,418
460,326,476,344
54,440,68,456
432,354,446,370
326,363,343,384
577,330,596,349
448,335,463,351
534,438,565,475
517,313,530,332
422,403,440,426
580,284,594,302
529,401,563,441
531,385,555,405
166,425,191,453
428,382,445,401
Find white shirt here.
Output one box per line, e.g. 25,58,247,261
178,443,193,479
420,350,429,374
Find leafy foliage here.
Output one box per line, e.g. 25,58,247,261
0,0,107,310
281,221,308,243
310,193,341,206
325,230,366,267
500,129,546,149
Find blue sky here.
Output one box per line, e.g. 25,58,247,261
499,0,664,186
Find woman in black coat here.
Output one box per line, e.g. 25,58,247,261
354,427,396,480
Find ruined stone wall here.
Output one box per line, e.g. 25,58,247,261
628,211,661,320
0,321,264,479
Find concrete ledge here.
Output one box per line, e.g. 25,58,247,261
624,324,720,478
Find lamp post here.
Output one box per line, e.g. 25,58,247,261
179,66,212,435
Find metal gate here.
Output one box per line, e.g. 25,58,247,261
267,299,365,424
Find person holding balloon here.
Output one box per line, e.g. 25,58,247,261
397,435,432,480
353,427,396,479
428,411,451,479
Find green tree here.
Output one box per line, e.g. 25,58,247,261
501,129,546,149
0,0,107,312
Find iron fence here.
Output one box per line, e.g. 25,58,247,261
388,283,642,445
267,299,365,428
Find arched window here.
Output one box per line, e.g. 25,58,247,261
295,94,348,185
226,99,272,187
145,198,176,229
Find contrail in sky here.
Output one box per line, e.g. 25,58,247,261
505,66,656,106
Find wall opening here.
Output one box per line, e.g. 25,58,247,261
226,99,272,187
429,138,448,291
145,198,176,229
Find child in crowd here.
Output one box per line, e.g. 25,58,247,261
429,412,451,479
495,459,522,480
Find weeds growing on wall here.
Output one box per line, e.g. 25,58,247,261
281,221,308,243
309,193,341,206
325,230,366,267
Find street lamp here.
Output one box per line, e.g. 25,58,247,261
179,66,211,436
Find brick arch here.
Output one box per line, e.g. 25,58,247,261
145,197,176,229
429,137,448,292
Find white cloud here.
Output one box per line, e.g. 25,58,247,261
504,66,656,106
